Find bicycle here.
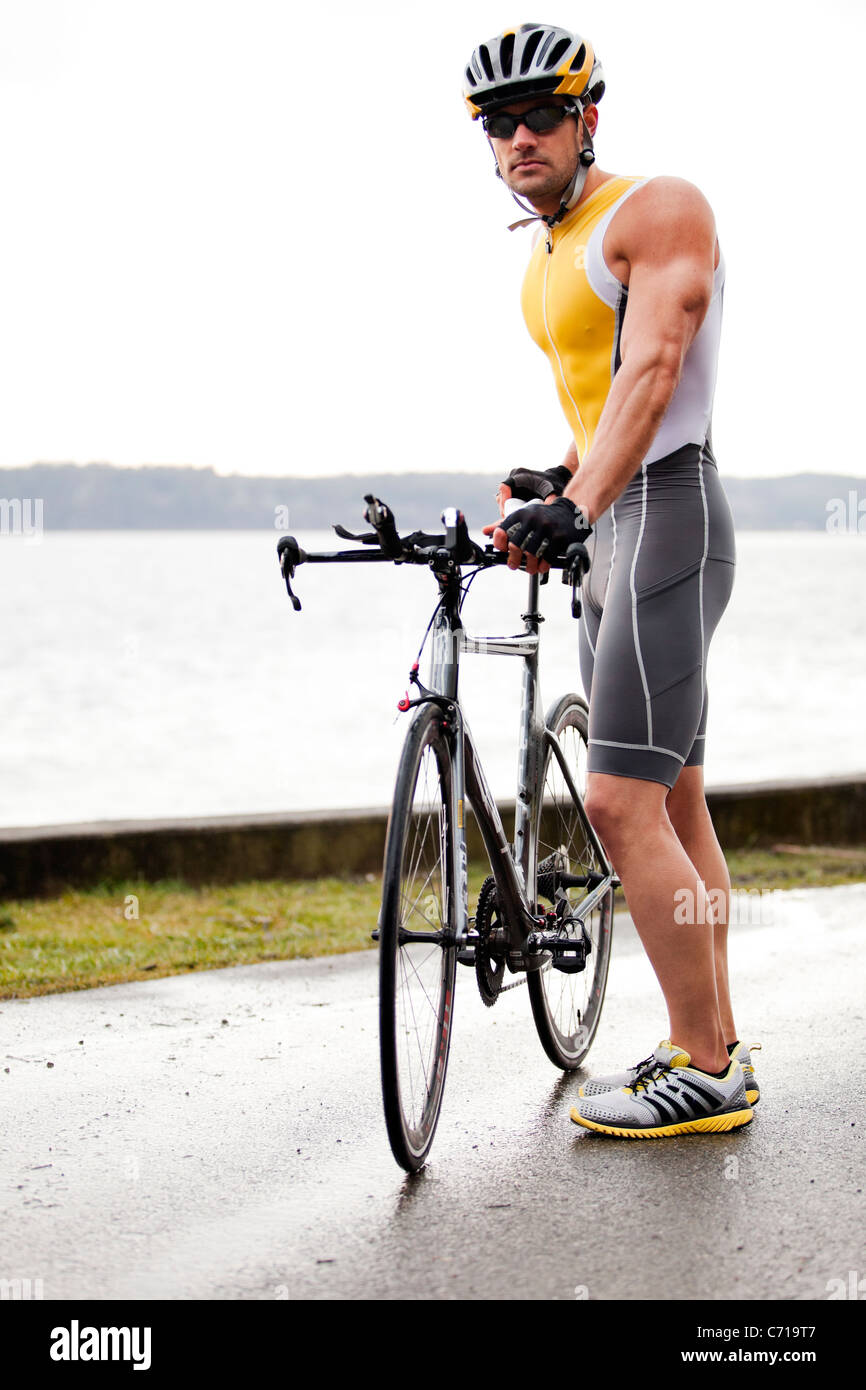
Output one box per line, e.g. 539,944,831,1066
278,495,618,1172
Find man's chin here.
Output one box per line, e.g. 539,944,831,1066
506,170,562,201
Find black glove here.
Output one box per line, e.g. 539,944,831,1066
503,497,592,561
500,464,572,503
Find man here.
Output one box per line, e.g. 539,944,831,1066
463,22,758,1138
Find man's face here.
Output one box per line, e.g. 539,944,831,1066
486,96,594,213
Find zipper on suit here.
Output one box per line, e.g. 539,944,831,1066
540,225,588,456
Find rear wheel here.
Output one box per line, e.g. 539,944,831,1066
379,705,458,1171
526,694,614,1069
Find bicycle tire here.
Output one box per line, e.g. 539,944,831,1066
526,693,614,1069
379,704,458,1172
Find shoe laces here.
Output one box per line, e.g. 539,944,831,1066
628,1054,669,1093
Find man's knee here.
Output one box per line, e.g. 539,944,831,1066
584,777,663,851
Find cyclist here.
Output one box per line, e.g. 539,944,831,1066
463,22,758,1137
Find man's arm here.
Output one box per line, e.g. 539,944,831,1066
562,176,718,523
559,439,579,478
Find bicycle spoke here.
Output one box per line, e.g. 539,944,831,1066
398,948,439,1122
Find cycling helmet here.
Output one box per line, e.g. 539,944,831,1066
463,23,605,119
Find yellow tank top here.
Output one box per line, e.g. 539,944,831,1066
520,175,645,460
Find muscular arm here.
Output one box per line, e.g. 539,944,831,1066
562,177,718,523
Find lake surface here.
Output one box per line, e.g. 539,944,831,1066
1,529,864,829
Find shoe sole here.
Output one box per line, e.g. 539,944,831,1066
569,1106,754,1138
746,1088,759,1105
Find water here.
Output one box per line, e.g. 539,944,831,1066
1,529,864,829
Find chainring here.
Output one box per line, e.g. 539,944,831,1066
474,876,507,1007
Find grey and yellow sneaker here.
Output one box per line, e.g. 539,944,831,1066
728,1039,761,1105
570,1042,754,1138
580,1038,762,1105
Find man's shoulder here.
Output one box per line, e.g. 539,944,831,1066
605,175,717,260
613,176,715,230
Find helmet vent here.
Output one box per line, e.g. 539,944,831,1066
479,43,495,82
500,32,515,77
570,43,587,73
519,28,545,73
536,31,555,65
465,65,478,89
545,37,571,71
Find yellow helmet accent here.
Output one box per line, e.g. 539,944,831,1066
553,46,596,101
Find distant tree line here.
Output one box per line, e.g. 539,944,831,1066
0,462,863,533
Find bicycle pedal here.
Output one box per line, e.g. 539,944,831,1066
551,950,587,974
509,950,548,974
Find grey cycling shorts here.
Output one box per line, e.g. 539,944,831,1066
579,441,736,788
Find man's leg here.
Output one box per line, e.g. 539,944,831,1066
584,770,729,1074
666,765,737,1047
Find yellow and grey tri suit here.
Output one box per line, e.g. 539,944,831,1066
521,176,736,787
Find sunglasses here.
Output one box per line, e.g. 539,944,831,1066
482,103,578,140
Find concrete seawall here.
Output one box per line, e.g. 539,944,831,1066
1,775,864,899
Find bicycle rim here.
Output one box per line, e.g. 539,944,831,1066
379,707,457,1171
526,695,614,1069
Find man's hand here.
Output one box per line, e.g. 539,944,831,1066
483,497,592,574
496,464,573,517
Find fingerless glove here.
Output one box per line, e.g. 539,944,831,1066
503,496,592,559
500,464,573,503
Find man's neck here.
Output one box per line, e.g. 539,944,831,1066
530,164,613,219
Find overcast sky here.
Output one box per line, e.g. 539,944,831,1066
0,0,862,479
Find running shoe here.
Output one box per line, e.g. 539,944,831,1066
729,1039,761,1105
579,1038,762,1104
570,1043,753,1138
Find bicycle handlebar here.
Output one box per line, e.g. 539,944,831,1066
277,495,590,613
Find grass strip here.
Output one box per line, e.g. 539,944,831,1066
0,846,863,1000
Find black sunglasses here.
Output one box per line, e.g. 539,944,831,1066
482,103,578,140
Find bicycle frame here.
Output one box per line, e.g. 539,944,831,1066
424,566,613,963
279,499,620,1169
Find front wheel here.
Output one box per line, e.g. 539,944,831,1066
379,705,458,1172
526,694,614,1069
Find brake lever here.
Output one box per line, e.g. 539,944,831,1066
363,495,404,559
442,507,479,564
562,541,590,619
276,535,305,611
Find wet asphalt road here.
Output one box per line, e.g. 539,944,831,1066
1,884,864,1302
